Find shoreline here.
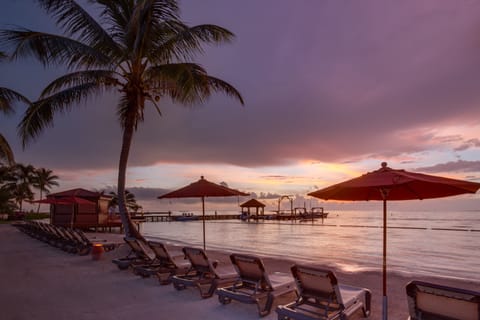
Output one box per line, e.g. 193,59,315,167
1,224,478,320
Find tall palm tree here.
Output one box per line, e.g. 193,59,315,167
0,51,32,165
1,0,243,238
33,167,59,213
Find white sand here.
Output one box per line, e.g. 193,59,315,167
1,224,478,320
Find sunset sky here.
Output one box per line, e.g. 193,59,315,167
1,0,480,211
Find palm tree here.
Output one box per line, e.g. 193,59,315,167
33,168,59,213
0,51,32,165
109,189,142,214
1,0,243,238
4,163,36,211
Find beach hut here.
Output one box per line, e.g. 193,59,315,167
46,188,114,229
240,198,266,220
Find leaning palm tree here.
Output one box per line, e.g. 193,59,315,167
32,167,59,213
1,0,243,238
0,51,32,165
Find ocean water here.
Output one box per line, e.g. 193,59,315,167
141,210,480,283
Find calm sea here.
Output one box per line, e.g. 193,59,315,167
141,209,480,283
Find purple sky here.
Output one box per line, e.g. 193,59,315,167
1,0,480,210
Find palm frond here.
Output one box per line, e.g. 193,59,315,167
145,63,243,105
204,76,244,105
0,87,31,114
116,89,149,131
0,133,15,165
19,82,105,146
0,29,111,69
40,69,120,97
151,23,235,63
36,0,121,57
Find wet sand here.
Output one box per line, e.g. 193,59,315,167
1,224,477,320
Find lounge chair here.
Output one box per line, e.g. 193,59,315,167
112,237,157,271
133,241,191,284
276,264,371,320
406,280,480,320
171,247,238,298
216,253,297,317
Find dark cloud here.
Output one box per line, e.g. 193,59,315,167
454,138,480,152
1,0,480,173
415,160,480,174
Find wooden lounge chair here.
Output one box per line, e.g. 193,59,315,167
276,264,371,320
133,241,191,284
406,280,480,320
112,237,157,271
216,253,297,317
171,247,238,298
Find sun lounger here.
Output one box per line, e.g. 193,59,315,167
276,264,371,320
171,247,238,298
133,241,191,284
406,280,480,320
112,237,157,271
216,253,297,317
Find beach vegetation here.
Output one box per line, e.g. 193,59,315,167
108,189,143,215
0,163,60,215
32,168,59,213
0,0,243,238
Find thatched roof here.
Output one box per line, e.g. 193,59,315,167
240,198,266,208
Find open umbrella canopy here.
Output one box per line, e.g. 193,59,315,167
158,176,249,199
308,162,480,320
158,176,249,250
309,162,480,201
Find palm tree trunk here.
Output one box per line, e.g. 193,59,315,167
37,189,43,214
117,119,143,239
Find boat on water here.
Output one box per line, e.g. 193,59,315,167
175,212,198,221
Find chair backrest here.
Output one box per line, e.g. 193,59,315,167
148,241,174,265
230,254,271,290
406,280,480,320
182,247,212,274
124,237,154,261
291,264,343,306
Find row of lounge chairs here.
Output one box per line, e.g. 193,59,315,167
112,237,371,318
14,221,118,255
112,237,480,319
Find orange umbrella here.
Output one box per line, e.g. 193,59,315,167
158,176,249,250
308,162,480,320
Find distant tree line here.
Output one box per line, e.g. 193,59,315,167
0,163,59,214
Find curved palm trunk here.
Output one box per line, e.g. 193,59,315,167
117,120,143,240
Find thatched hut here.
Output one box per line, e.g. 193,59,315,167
240,198,266,219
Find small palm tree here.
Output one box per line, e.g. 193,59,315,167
1,0,243,238
109,190,142,214
32,168,59,213
9,163,36,211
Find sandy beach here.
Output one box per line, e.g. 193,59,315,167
1,224,478,320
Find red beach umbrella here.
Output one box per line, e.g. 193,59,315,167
308,162,480,320
158,176,249,250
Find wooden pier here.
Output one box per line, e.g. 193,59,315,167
141,212,240,222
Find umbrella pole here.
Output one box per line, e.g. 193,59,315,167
202,196,206,251
382,198,388,320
